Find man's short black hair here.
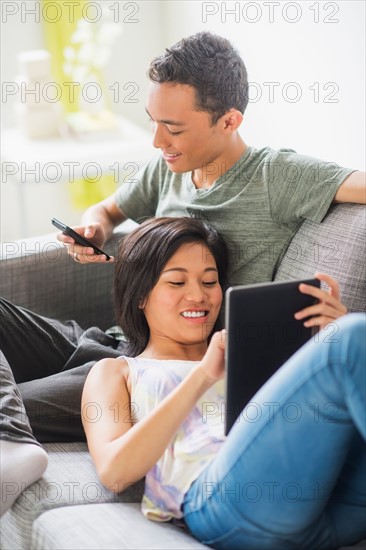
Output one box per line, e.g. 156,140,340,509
148,32,248,125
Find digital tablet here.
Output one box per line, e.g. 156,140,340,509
224,278,320,435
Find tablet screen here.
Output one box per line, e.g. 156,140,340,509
224,278,320,435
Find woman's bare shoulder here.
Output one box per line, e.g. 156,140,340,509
86,357,130,386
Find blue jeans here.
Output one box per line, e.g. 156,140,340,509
183,314,366,549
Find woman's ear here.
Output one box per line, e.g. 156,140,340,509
138,298,146,309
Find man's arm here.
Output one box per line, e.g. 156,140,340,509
81,195,127,242
334,171,366,204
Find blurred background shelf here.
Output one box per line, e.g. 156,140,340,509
1,116,154,241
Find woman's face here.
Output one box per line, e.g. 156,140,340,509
142,242,223,347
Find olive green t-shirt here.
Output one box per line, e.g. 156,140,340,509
114,146,354,286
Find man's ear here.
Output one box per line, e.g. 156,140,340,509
221,109,243,133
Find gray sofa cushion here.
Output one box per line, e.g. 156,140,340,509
32,503,208,550
0,443,144,550
275,204,366,312
2,443,363,550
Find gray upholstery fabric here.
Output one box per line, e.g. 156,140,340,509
0,443,144,550
0,232,124,330
31,503,208,550
275,204,366,312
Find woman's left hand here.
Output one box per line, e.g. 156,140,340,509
294,272,348,330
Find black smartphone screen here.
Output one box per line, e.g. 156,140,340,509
51,218,111,260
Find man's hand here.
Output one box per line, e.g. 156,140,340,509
295,272,347,330
57,222,114,263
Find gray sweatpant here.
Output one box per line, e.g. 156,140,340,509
0,352,39,446
0,298,128,444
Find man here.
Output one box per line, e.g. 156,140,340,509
64,32,364,288
1,32,365,448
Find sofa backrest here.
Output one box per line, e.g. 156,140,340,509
274,204,366,312
0,233,118,330
1,205,364,328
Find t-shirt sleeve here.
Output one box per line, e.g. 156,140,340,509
113,154,163,222
266,149,355,226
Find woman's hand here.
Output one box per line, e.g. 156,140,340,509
198,329,227,383
295,272,347,330
57,222,114,263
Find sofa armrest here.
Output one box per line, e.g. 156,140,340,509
0,229,128,330
275,204,366,313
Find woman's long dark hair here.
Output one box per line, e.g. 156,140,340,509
114,217,229,356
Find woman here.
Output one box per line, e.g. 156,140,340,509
82,217,365,549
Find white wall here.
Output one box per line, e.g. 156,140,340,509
164,0,365,170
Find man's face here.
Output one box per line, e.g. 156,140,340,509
146,82,227,174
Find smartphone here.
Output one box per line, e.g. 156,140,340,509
51,218,111,260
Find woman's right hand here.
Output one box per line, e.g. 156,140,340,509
198,329,226,383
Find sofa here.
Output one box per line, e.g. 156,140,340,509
1,204,365,550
